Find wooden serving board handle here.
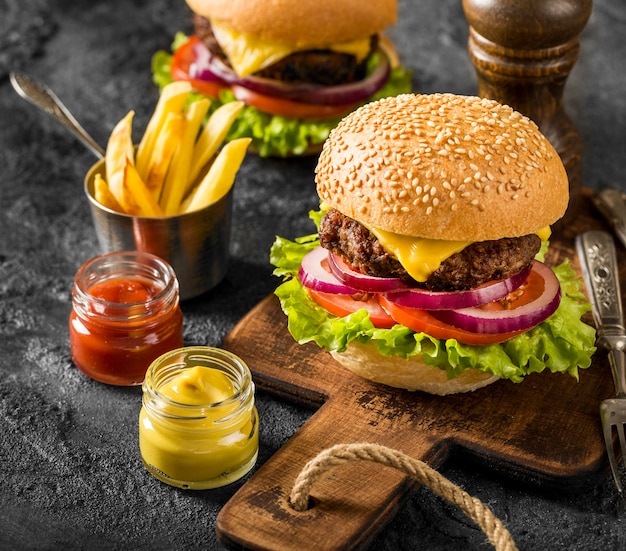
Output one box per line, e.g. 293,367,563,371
217,298,448,550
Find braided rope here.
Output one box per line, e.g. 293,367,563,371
289,443,518,551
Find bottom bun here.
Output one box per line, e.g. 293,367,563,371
330,341,499,395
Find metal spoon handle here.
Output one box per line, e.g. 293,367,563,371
10,71,104,159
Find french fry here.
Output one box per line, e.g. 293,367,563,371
93,173,123,212
101,79,249,219
105,110,135,206
159,98,211,216
135,81,193,179
143,112,185,202
123,159,164,217
189,101,244,185
182,138,251,214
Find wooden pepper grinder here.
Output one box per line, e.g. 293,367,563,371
462,0,592,225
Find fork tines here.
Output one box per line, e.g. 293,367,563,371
600,397,626,498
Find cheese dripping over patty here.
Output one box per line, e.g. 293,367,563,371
368,225,552,283
211,19,372,77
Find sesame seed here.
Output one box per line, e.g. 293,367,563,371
314,93,562,227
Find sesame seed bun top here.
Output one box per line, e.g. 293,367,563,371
185,0,397,48
315,93,569,241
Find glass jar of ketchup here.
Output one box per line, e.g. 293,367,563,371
69,251,184,386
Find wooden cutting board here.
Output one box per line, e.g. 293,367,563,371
216,189,617,551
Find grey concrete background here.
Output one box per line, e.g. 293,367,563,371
1,0,625,549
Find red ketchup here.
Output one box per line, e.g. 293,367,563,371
69,251,183,386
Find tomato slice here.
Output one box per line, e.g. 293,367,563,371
378,295,525,345
307,289,396,329
430,263,560,334
230,84,358,120
479,267,546,311
171,36,228,98
171,36,358,120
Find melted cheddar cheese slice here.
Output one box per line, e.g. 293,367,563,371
535,226,551,241
369,228,470,282
211,20,372,77
368,226,552,283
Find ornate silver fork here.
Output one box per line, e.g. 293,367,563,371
577,230,626,498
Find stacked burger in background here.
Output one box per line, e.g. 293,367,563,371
153,0,413,156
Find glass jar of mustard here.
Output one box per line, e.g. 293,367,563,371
69,251,184,386
139,346,259,490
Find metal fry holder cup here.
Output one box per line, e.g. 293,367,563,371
84,159,232,301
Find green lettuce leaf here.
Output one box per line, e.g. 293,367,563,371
151,33,414,157
270,212,597,383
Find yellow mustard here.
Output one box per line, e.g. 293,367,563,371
139,346,259,489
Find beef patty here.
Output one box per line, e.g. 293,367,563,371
319,209,542,291
192,14,374,85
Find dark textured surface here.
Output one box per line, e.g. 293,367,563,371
1,1,626,550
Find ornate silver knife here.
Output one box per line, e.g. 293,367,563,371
576,230,626,497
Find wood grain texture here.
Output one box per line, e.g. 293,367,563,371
463,0,593,226
217,189,616,550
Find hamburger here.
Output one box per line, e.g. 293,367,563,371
152,0,413,157
271,93,596,395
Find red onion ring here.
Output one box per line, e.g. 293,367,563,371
190,41,391,105
328,252,410,293
189,42,232,84
298,247,361,295
382,266,532,310
430,261,561,334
